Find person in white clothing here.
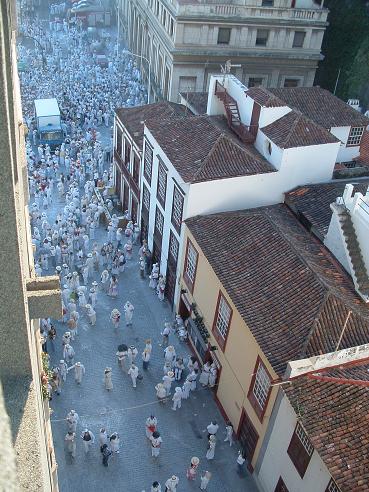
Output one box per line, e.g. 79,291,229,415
109,432,120,453
128,345,138,365
150,431,162,458
86,304,96,325
128,363,139,388
182,378,191,400
151,481,161,492
171,387,182,411
199,361,211,387
145,415,158,439
99,428,108,448
68,361,85,384
164,346,176,366
104,367,113,390
59,360,68,382
124,301,134,326
206,435,216,460
66,409,79,433
200,471,212,490
63,343,75,364
162,371,174,396
164,475,179,492
206,421,219,440
110,308,121,329
224,422,234,447
81,429,95,453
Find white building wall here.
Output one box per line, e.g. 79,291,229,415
329,126,361,163
143,127,190,277
255,130,284,170
257,395,332,492
259,106,291,128
324,212,351,273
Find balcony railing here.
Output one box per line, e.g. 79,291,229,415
176,3,328,22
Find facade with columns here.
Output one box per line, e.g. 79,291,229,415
117,0,328,102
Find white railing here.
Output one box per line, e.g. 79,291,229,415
176,4,328,22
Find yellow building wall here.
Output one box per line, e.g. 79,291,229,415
178,228,279,468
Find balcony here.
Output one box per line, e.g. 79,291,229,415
175,2,328,23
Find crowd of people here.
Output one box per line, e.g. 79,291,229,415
19,2,248,491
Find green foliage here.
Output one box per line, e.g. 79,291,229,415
316,0,369,104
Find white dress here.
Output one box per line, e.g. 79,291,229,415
206,441,216,460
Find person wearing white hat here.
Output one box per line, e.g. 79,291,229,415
133,222,140,244
124,239,133,260
186,456,200,480
128,363,139,388
157,275,166,302
104,367,113,390
62,331,72,347
66,409,79,433
164,346,176,367
150,431,162,458
99,428,108,448
181,377,191,400
86,252,94,277
59,360,68,382
155,383,166,404
124,301,134,326
81,429,95,453
162,371,174,396
164,475,179,492
65,431,76,459
86,304,96,325
77,289,87,309
71,271,80,291
89,287,97,308
68,361,85,384
171,387,183,411
206,435,216,460
63,343,75,364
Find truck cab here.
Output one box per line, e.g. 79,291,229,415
34,98,64,148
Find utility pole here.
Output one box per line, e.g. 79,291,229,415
333,67,341,95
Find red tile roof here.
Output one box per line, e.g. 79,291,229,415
145,115,275,182
115,102,187,148
268,87,369,129
262,110,338,148
185,205,369,377
246,87,285,108
180,91,208,115
285,180,369,240
285,373,369,491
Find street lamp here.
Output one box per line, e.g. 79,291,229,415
121,49,151,105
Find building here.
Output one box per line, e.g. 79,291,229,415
113,101,186,223
0,1,61,489
176,195,369,486
118,0,329,102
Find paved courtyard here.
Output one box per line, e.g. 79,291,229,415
46,197,258,492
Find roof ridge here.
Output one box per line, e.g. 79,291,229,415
191,133,226,180
283,111,302,147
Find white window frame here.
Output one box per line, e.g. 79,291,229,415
185,241,198,284
155,206,164,235
215,295,232,340
252,362,271,410
295,423,314,457
347,126,364,146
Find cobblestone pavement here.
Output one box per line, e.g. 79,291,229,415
48,219,258,492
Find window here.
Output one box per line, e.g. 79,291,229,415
132,153,140,185
293,31,306,48
262,0,274,5
212,292,232,350
171,185,184,233
248,77,263,88
274,477,289,492
256,29,269,46
217,27,231,45
116,126,122,157
266,140,272,155
143,141,153,184
169,230,179,263
183,239,198,292
347,126,364,146
155,206,164,236
179,76,197,93
169,17,174,38
325,479,340,492
248,357,272,420
142,184,150,212
156,159,167,208
284,78,300,87
287,422,314,478
124,139,131,167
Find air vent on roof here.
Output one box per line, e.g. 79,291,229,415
140,121,144,124
134,132,139,137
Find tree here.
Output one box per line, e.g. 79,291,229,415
315,0,369,103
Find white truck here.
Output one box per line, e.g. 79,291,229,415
34,98,64,147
